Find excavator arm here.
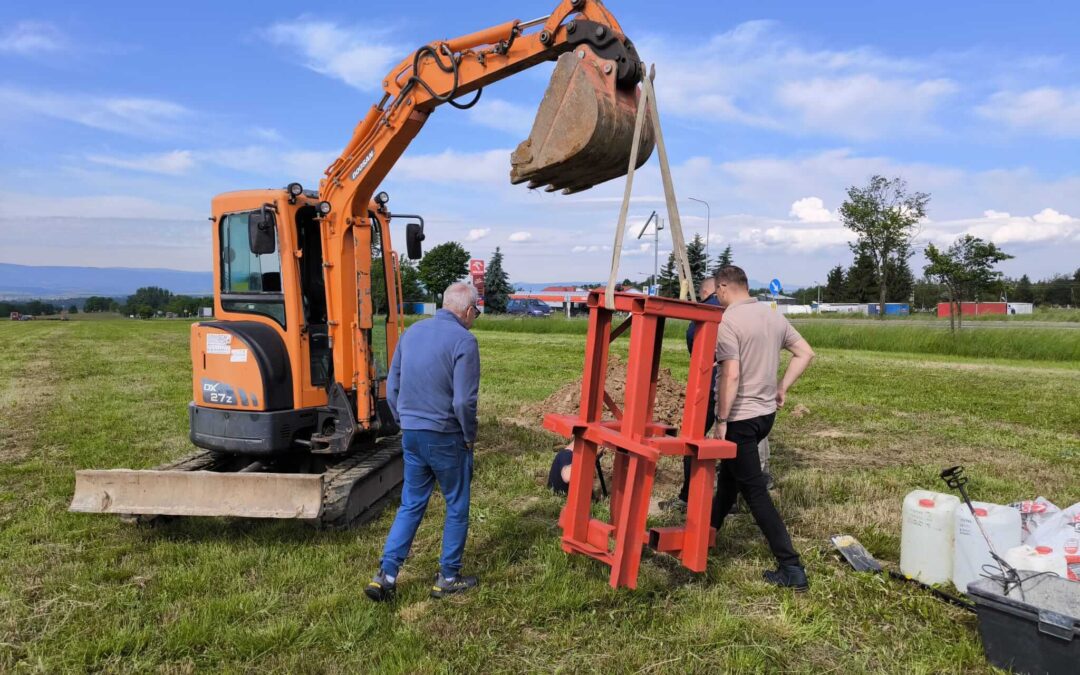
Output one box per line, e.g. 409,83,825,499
316,0,653,430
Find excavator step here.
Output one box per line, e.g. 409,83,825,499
69,436,404,527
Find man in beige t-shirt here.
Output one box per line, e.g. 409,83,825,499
711,265,816,591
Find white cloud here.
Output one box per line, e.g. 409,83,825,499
572,245,611,254
789,196,834,223
87,150,195,175
464,228,490,241
0,21,65,55
0,86,190,138
977,88,1080,138
466,98,535,136
392,149,509,184
640,21,950,139
935,208,1080,246
265,19,397,91
4,194,202,220
776,76,956,139
508,231,533,242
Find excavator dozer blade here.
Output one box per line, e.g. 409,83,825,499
511,50,654,195
70,469,324,519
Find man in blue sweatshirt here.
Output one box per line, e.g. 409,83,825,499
366,282,481,602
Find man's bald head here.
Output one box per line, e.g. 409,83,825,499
699,277,717,299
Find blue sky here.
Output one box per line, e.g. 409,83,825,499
2,0,1078,286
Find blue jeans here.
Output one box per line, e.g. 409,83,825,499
380,429,473,578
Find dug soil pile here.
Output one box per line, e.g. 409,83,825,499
518,356,687,428
516,357,693,505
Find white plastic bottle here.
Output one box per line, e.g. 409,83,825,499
953,501,1023,593
1004,544,1069,578
900,490,960,585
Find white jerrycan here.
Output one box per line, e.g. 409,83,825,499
900,490,960,585
1003,545,1069,579
953,501,1022,593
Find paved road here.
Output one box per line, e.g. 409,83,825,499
789,319,1080,330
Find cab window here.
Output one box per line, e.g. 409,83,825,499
219,211,286,326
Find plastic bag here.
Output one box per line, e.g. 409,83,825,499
1009,497,1060,542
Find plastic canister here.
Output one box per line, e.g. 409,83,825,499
953,501,1023,594
1003,545,1068,578
900,490,960,585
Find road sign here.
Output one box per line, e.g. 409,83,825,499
769,278,782,297
469,259,486,293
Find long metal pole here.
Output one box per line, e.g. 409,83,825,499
688,197,711,261
654,218,661,295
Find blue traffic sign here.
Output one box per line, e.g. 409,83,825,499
769,278,782,297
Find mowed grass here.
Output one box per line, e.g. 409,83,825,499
1,319,1079,672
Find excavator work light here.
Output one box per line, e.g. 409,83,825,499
318,201,332,216
374,191,389,206
288,182,304,197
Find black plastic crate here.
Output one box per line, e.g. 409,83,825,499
969,572,1080,674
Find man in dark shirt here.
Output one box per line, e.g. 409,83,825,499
661,277,722,511
366,282,481,602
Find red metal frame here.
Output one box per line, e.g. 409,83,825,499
544,290,734,589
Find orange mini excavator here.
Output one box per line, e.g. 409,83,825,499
70,0,654,526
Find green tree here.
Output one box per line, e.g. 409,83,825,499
483,247,514,313
885,250,915,303
924,235,1012,331
912,276,944,311
657,252,680,298
839,175,929,318
67,304,78,314
824,265,845,302
125,286,173,314
844,245,879,303
1013,274,1035,303
686,234,709,292
712,244,733,275
399,258,424,303
84,296,115,312
418,242,470,307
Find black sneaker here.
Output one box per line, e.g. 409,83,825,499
763,564,809,592
430,572,478,599
364,570,396,602
659,497,688,513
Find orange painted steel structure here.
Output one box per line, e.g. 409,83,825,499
544,290,735,589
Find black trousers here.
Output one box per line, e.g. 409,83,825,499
710,413,800,567
678,389,716,502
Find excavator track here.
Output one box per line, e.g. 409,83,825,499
319,435,404,529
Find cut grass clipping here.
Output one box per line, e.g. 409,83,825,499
1,319,1077,672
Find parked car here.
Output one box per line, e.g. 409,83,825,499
507,298,553,317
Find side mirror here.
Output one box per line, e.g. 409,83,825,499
249,206,277,255
406,222,425,260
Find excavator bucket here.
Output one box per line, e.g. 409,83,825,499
511,49,654,195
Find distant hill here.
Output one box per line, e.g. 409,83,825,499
0,263,212,299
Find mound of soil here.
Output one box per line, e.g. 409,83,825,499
518,356,687,428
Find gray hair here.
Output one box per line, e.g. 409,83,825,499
443,281,479,313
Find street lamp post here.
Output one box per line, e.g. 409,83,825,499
688,197,711,262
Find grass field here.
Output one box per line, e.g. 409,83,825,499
2,319,1079,672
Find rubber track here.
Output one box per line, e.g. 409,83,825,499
319,435,404,526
